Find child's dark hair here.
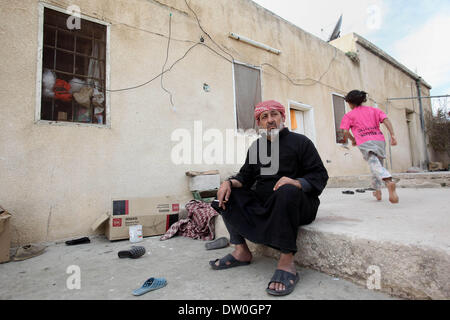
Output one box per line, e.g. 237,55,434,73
345,90,367,106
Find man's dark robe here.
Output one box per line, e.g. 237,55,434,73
222,127,329,253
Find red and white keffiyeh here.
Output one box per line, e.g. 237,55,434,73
254,100,286,125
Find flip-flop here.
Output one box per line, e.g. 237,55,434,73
355,189,366,193
118,246,146,259
342,190,355,195
266,269,299,296
132,277,167,296
205,237,229,250
209,253,251,270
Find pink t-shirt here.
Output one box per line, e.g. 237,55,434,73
340,106,387,146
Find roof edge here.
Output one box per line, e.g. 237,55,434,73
353,33,432,89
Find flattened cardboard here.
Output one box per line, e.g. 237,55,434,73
0,210,12,263
91,212,109,231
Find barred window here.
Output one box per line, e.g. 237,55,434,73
40,7,106,124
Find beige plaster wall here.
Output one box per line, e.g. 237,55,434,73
0,0,433,245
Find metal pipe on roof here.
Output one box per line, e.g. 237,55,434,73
387,94,450,101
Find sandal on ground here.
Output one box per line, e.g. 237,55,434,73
205,237,229,250
209,253,251,270
355,189,366,193
266,269,299,296
342,190,355,195
13,244,46,261
65,237,90,246
118,246,146,259
132,277,167,296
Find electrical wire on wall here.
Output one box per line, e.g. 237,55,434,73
67,0,386,109
160,13,175,109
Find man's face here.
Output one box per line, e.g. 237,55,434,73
258,110,285,133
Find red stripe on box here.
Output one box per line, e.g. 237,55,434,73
125,200,129,215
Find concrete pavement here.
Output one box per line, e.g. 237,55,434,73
0,235,395,300
2,186,448,300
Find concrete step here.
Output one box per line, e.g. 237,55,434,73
263,188,450,300
327,172,450,188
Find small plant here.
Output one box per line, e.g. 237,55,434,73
425,108,450,157
345,51,360,63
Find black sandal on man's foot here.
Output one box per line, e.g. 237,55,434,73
209,254,250,270
266,269,299,296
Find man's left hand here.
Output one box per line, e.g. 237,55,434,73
273,177,302,191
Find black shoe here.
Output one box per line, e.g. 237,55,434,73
65,237,90,246
118,246,146,259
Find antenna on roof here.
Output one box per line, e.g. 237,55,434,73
328,14,343,42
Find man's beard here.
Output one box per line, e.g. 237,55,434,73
260,123,284,139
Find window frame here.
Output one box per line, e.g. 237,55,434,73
287,100,317,145
231,60,263,134
331,92,349,145
35,3,111,128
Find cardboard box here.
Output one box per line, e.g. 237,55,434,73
105,213,179,241
0,208,12,263
92,196,183,241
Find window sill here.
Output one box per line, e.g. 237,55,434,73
35,120,110,129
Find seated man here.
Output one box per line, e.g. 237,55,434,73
210,100,329,296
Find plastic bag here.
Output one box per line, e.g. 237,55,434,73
42,69,56,98
69,78,86,94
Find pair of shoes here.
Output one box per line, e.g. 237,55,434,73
13,244,46,261
205,237,229,250
118,246,146,259
132,277,167,296
266,269,299,296
209,253,251,270
342,190,355,195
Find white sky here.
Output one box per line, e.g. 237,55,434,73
251,0,450,100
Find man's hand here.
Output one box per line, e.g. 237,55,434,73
391,135,398,146
217,180,232,210
273,177,302,191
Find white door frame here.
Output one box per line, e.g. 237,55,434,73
287,100,316,145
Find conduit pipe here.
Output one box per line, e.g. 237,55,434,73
229,32,281,55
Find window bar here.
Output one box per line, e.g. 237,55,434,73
90,30,94,124
43,44,106,62
72,33,76,122
52,28,58,121
44,24,106,44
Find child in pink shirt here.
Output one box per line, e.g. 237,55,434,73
340,90,399,204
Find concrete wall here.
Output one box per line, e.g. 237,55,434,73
0,0,433,245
